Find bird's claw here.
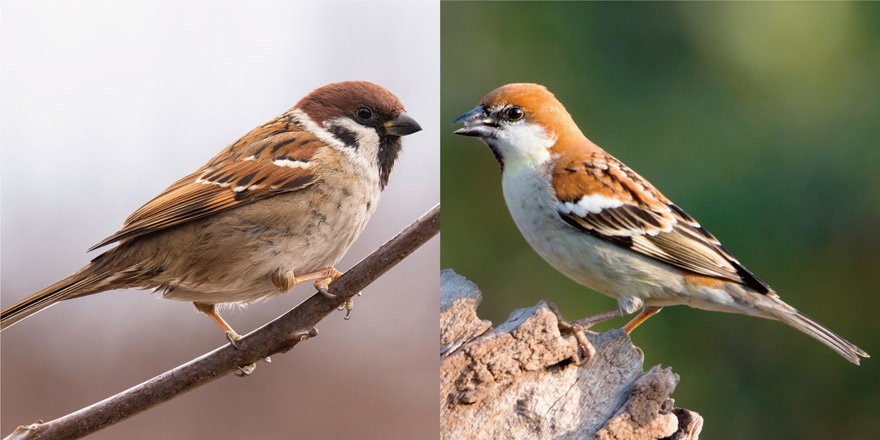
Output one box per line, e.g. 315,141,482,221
317,285,336,299
545,301,597,366
343,296,357,320
226,331,243,349
297,327,319,342
314,270,342,298
235,364,256,377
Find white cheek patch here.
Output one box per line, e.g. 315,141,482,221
490,121,557,175
288,109,346,149
288,109,381,186
324,116,382,183
558,194,624,217
327,117,381,151
494,122,555,156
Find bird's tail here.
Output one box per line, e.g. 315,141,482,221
767,303,869,365
1,266,104,331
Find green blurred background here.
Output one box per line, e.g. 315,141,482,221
442,2,880,439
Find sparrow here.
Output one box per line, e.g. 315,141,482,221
2,80,422,345
453,83,868,365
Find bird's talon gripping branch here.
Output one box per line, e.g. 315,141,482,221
235,364,256,377
565,322,596,366
297,327,319,342
317,286,336,299
311,267,343,299
225,331,243,349
544,301,597,365
343,297,356,320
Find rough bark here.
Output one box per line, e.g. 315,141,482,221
440,269,702,440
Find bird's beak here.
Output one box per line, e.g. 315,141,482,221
385,111,422,137
453,105,497,138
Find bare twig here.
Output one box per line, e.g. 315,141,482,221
5,204,440,440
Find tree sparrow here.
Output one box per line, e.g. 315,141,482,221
1,81,422,344
454,83,867,365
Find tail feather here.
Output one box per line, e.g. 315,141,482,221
773,308,869,365
1,269,103,331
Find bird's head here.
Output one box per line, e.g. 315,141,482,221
295,81,422,188
454,83,586,171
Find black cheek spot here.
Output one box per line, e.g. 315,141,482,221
328,126,358,148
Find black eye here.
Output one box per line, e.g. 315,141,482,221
505,106,524,121
356,106,373,121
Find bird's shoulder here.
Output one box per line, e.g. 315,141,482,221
550,147,771,293
90,114,326,250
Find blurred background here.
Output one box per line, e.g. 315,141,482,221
442,2,879,439
1,1,438,439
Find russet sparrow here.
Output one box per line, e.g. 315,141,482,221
454,83,867,365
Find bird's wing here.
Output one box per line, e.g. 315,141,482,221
90,115,322,250
552,152,770,293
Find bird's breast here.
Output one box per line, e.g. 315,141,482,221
500,165,683,306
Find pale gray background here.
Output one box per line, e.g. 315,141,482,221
1,1,439,438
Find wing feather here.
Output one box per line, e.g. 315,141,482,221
553,152,770,293
90,116,322,250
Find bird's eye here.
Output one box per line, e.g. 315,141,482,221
356,106,373,121
505,106,524,121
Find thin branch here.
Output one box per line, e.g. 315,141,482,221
5,204,440,440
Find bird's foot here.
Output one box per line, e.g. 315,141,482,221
225,330,243,349
544,301,602,366
558,320,597,366
235,364,256,377
336,291,361,320
312,268,343,298
298,327,319,341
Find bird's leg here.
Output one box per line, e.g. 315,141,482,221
572,308,623,328
193,302,266,376
194,302,242,346
622,306,662,334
